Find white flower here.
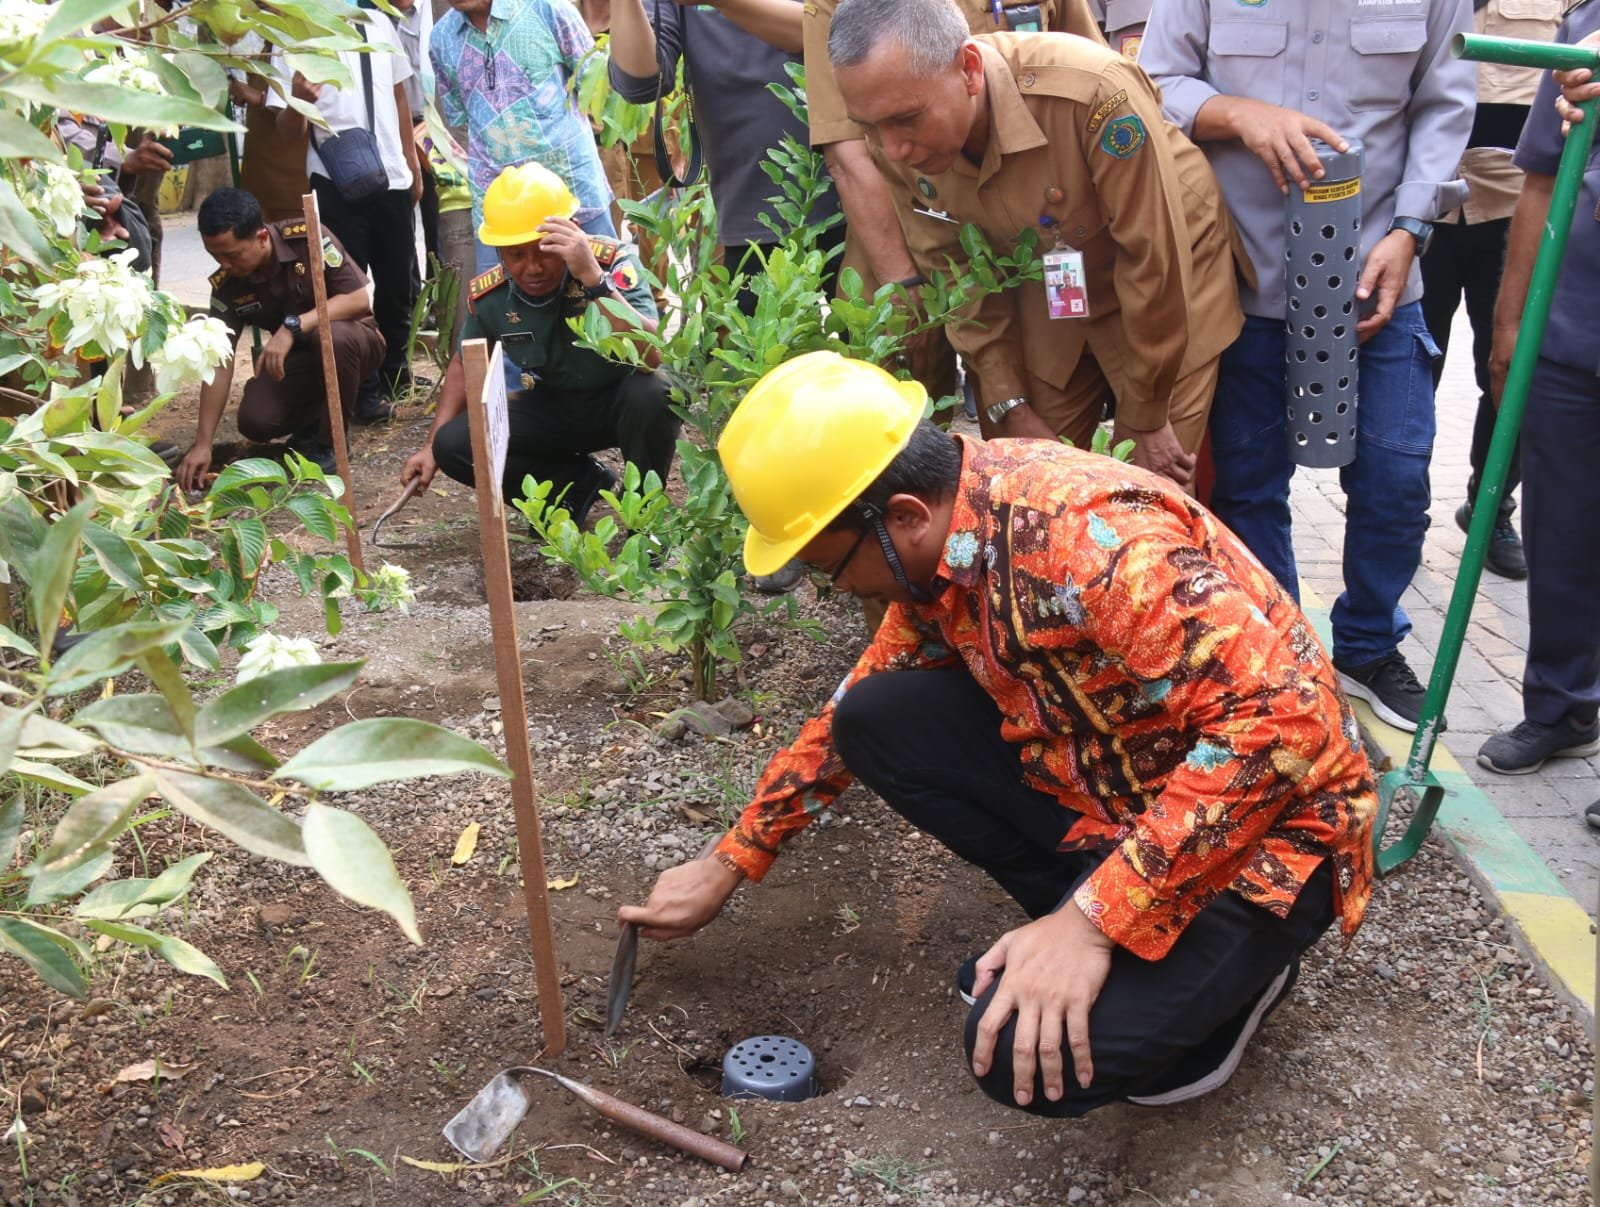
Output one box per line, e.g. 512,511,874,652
0,3,51,55
35,163,86,240
84,56,164,96
367,562,416,613
32,248,152,358
150,315,234,394
235,633,322,684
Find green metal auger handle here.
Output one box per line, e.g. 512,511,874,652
1373,32,1600,874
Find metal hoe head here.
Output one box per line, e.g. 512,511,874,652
371,478,424,548
443,1067,539,1163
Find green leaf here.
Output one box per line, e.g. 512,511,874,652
0,112,63,161
286,494,338,542
0,917,87,999
232,517,269,579
0,625,38,658
153,769,311,867
19,713,99,757
0,795,23,871
195,661,362,748
135,647,198,740
48,618,194,696
81,919,227,987
302,804,421,944
0,176,51,268
82,523,145,591
38,0,139,45
32,501,92,659
12,758,94,796
26,848,113,906
273,719,510,791
74,693,188,756
74,853,212,920
6,75,241,134
209,458,287,495
36,773,156,872
0,706,23,777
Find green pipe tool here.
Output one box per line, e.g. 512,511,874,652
1374,32,1600,874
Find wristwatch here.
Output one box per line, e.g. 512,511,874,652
282,313,303,341
581,277,616,301
1388,217,1434,257
985,396,1028,426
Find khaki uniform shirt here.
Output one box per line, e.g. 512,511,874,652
802,0,1106,148
1447,0,1566,225
463,237,657,394
881,35,1245,426
209,220,375,344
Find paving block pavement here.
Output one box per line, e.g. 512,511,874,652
1287,302,1599,1021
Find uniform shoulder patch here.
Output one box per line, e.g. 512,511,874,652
468,265,506,313
587,236,620,268
609,256,641,293
1085,89,1129,136
278,219,309,239
1100,114,1146,159
208,267,228,290
320,236,344,269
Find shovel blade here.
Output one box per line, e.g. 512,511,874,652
443,1071,534,1162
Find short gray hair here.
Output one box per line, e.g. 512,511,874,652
828,0,969,76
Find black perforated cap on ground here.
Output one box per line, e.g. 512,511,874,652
721,1034,817,1102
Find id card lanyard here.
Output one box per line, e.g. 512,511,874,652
1039,214,1088,320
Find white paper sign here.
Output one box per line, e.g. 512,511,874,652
484,342,509,514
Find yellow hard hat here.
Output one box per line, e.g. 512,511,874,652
477,163,580,246
719,351,927,577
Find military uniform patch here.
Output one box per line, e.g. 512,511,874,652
1086,89,1129,136
320,236,343,269
467,265,506,313
610,259,641,293
280,220,308,239
1100,115,1146,159
208,267,228,290
587,237,621,269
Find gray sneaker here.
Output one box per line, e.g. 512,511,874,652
1477,716,1600,776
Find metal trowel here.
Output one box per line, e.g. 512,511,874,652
603,835,721,1036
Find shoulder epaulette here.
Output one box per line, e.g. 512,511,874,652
468,265,506,313
277,219,309,239
208,267,228,290
587,236,621,268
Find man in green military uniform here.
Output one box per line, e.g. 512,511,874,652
401,163,676,519
177,188,385,489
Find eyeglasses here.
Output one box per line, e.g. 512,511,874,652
808,526,870,597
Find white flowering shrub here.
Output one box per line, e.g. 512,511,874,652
236,632,323,683
151,315,235,393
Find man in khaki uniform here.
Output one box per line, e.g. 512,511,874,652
802,0,1104,403
828,0,1244,488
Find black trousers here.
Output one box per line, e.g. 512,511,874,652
310,175,417,391
1520,356,1600,727
831,667,1336,1117
1420,216,1521,519
431,372,679,506
238,320,385,445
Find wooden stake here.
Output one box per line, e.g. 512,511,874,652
300,192,365,577
461,337,566,1057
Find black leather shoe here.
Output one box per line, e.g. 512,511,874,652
1455,501,1527,580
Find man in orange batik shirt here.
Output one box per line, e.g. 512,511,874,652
621,352,1377,1118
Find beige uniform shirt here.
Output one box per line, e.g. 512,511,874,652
878,34,1244,426
1449,0,1566,225
803,0,1105,148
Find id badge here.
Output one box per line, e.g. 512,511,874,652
1043,249,1089,320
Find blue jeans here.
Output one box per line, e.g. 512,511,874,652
1209,302,1439,666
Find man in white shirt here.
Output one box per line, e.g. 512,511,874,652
271,9,423,418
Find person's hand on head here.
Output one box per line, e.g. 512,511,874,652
535,217,604,287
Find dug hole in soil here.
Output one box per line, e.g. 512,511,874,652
6,369,1594,1207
